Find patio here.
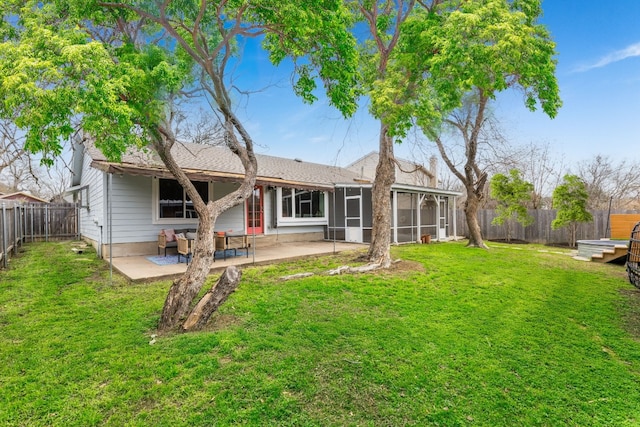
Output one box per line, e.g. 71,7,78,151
111,240,367,282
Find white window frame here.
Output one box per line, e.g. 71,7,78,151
276,187,329,226
152,178,213,225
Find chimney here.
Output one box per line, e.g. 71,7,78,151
429,156,438,188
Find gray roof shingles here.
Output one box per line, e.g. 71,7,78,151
84,141,365,188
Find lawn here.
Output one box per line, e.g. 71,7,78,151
1,241,640,426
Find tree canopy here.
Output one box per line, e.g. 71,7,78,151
552,174,593,247
0,0,359,163
395,0,560,248
0,0,361,331
490,169,534,242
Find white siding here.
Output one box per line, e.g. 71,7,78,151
214,182,245,233
107,174,162,244
78,152,105,243
264,187,274,234
80,158,328,247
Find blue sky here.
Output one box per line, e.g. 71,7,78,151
232,1,640,170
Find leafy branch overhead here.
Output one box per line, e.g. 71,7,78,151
0,0,360,163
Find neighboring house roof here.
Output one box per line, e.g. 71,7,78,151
347,151,437,188
80,140,367,191
0,191,48,203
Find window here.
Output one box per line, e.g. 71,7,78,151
280,188,325,218
158,178,209,219
278,188,327,224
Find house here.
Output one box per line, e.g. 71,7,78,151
69,139,459,258
0,191,49,204
333,152,458,244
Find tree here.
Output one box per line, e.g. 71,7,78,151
551,174,593,248
489,169,534,242
0,119,70,201
576,155,640,210
348,0,430,268
0,0,358,331
0,119,27,181
487,141,565,209
402,0,561,248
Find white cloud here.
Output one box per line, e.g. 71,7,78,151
575,41,640,72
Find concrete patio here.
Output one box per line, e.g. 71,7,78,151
111,240,367,282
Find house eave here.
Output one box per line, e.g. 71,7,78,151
334,181,461,197
391,183,462,197
90,160,337,192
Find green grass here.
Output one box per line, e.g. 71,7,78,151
1,241,640,426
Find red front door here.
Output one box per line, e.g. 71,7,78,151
246,186,264,234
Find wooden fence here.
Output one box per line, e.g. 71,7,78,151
0,201,79,269
455,209,640,244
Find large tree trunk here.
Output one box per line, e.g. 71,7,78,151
159,215,216,331
367,123,395,268
464,191,488,249
154,117,257,332
182,265,242,332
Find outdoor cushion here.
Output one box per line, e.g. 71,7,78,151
163,229,176,242
186,232,197,240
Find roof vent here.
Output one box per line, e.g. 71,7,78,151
294,158,303,163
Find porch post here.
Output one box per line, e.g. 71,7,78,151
452,196,457,241
435,195,441,242
418,194,426,242
392,190,398,244
332,189,336,253
251,188,256,264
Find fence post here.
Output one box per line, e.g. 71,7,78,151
2,203,7,269
45,204,49,242
18,204,24,247
30,204,34,242
13,204,18,255
76,203,80,241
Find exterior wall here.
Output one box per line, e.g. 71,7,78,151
109,174,160,245
347,154,379,182
79,168,329,257
78,152,105,254
213,182,245,233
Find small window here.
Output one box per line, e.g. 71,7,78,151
279,187,326,220
158,179,209,219
294,190,324,218
282,188,293,218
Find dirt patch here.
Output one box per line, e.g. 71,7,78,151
203,313,244,332
364,259,426,276
489,239,530,245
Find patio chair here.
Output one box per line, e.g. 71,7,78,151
176,236,192,264
158,229,177,256
214,232,236,261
